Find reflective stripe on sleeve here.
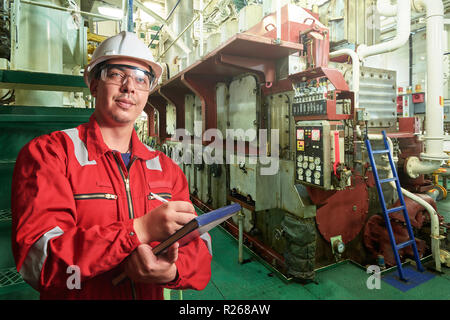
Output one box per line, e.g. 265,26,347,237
62,128,97,166
19,226,64,290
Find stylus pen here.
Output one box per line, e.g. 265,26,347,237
112,193,169,287
150,192,168,203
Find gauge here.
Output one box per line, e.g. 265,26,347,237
309,163,315,171
314,171,321,179
302,161,308,169
297,168,304,176
337,242,345,253
296,129,304,140
314,157,321,165
311,129,321,141
306,169,312,177
297,154,303,163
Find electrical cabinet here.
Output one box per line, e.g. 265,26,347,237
295,120,344,190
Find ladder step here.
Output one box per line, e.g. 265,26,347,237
380,178,397,184
372,149,390,154
396,240,415,250
386,206,405,214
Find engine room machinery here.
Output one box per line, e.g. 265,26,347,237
151,0,450,282
2,0,448,285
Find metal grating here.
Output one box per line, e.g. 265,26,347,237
0,208,11,222
0,267,24,288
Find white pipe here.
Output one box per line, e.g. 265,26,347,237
358,127,442,271
199,0,204,57
121,0,127,31
405,156,441,178
377,0,397,17
357,0,411,60
329,49,360,109
133,0,191,55
276,0,281,41
134,0,165,24
20,0,122,20
412,0,448,163
387,173,441,272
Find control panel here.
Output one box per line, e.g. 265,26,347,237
292,77,331,117
295,120,344,190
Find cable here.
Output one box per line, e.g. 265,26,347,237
149,0,182,48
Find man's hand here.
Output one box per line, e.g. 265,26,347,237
133,201,196,244
123,243,179,284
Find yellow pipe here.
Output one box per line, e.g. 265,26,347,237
87,31,108,43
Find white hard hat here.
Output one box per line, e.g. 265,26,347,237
84,31,162,90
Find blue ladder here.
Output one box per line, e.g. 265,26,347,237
365,130,424,281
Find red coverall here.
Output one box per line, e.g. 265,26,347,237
11,115,212,299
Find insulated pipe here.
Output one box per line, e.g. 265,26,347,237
377,0,397,17
411,0,448,163
20,0,122,20
135,0,191,54
386,172,442,272
357,0,411,60
276,0,281,41
329,49,360,109
199,0,204,56
405,156,442,178
357,126,442,272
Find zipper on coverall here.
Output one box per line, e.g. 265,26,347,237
113,152,138,299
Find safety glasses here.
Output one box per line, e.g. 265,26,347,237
99,64,155,91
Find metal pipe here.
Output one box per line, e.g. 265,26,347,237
199,0,204,56
377,0,397,17
409,34,413,87
134,0,165,24
411,0,448,163
158,12,197,60
148,0,183,48
133,0,190,54
276,0,281,42
357,126,442,272
20,0,123,21
329,49,360,110
238,209,244,264
158,0,214,60
127,0,133,32
357,0,411,60
121,0,127,31
388,178,442,272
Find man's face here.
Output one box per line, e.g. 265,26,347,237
90,58,151,127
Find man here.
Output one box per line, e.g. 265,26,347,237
11,31,212,299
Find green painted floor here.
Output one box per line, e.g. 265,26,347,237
179,226,450,300
2,216,449,300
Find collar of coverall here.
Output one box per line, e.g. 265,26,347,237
84,114,157,162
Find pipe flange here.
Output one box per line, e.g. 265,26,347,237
405,156,421,179
420,152,449,162
412,0,425,13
